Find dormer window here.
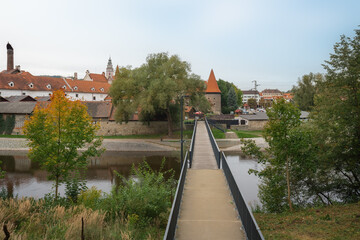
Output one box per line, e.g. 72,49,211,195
47,84,51,89
29,83,34,88
8,82,14,87
91,87,95,91
100,88,104,92
62,85,67,90
74,86,78,90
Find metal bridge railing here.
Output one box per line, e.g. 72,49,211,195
222,152,265,240
188,120,197,168
204,118,221,168
163,151,188,240
163,119,197,240
207,118,226,133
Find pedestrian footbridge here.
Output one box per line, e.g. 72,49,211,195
164,120,264,240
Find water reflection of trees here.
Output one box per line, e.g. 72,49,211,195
0,153,180,198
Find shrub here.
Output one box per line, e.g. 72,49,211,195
77,187,102,209
102,159,176,226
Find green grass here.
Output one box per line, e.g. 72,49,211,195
233,130,263,138
101,134,163,139
0,134,26,138
254,202,360,240
211,128,226,139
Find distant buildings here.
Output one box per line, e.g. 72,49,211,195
0,43,113,101
242,90,260,104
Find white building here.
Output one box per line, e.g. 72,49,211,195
241,90,260,104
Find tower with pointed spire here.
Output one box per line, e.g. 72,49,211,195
205,69,221,114
106,57,114,83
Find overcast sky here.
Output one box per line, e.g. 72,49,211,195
0,0,359,91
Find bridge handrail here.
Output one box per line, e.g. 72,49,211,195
207,118,226,133
188,120,197,168
221,152,265,240
163,151,189,240
204,117,221,168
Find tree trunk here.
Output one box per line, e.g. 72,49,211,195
55,175,59,200
286,159,293,211
166,109,173,136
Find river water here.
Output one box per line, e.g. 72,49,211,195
0,152,261,206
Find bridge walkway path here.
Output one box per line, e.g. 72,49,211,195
175,121,245,240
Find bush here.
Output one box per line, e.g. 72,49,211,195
102,159,176,226
78,187,102,209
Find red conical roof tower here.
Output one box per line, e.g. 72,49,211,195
206,69,221,93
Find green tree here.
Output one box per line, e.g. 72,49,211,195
292,73,322,111
227,86,238,112
4,115,15,135
218,79,241,113
241,99,301,212
23,90,104,199
0,114,5,134
247,98,257,109
311,29,360,202
190,93,211,113
234,87,243,106
110,53,206,135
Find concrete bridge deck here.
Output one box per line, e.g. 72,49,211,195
175,121,245,240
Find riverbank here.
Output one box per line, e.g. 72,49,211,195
0,137,268,153
254,202,360,239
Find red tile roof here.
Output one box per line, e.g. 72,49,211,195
89,73,108,83
0,71,110,94
0,72,67,91
205,69,221,93
65,78,110,94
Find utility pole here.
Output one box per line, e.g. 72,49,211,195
252,80,260,91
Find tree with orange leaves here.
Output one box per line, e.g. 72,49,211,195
23,90,104,199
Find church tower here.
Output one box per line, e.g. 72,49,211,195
106,57,114,83
205,69,221,114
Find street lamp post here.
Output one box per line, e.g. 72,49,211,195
180,96,184,167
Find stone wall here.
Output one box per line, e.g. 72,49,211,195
96,121,171,136
9,116,173,136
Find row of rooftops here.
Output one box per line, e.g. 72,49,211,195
0,95,128,120
0,71,110,94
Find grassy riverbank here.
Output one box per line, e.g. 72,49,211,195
254,202,360,240
233,130,263,138
0,161,176,240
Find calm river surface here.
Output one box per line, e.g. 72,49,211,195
0,152,261,206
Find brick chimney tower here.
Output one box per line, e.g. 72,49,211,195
7,43,14,71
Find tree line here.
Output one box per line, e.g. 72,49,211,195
242,28,360,212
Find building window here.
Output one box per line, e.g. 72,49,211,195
62,85,67,90
76,94,79,97
93,96,96,100
29,83,34,88
74,86,78,90
8,82,14,87
100,88,104,92
47,84,51,89
22,92,26,95
91,87,95,91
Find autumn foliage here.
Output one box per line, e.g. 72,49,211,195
23,90,103,198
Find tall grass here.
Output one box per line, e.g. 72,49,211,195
0,160,176,240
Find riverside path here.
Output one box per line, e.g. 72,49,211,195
175,121,245,240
